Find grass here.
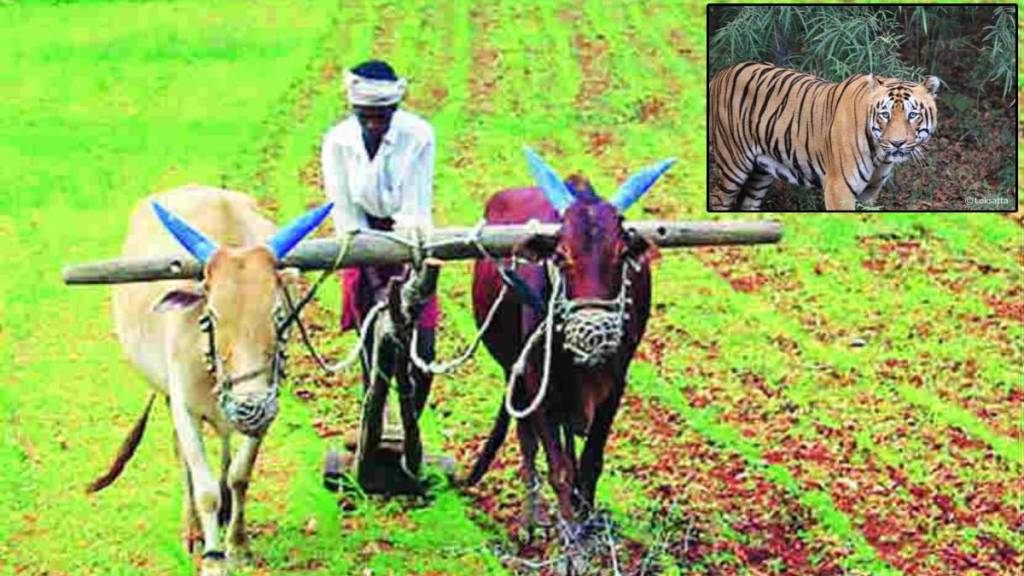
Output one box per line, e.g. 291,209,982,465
0,1,500,573
1,0,1021,575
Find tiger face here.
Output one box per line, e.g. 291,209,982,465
869,76,941,164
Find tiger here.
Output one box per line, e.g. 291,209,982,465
708,61,940,211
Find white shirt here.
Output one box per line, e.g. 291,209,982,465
320,109,435,234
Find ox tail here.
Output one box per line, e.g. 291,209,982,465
460,398,511,487
86,393,157,494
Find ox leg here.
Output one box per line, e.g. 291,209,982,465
515,418,548,534
531,410,575,524
218,435,231,527
175,430,201,554
578,383,624,512
564,423,585,513
562,423,578,481
169,393,226,576
226,434,263,563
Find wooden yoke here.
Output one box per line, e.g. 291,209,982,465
62,221,782,285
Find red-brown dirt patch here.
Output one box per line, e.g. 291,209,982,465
468,7,500,115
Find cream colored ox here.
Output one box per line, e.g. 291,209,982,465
92,186,331,576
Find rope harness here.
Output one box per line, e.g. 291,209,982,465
198,307,286,437
503,256,637,419
504,271,560,419
291,221,517,379
556,257,638,368
280,231,389,376
409,220,516,375
283,223,636,422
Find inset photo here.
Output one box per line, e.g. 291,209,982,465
707,4,1018,212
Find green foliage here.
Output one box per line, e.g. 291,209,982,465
711,5,1016,92
900,6,973,75
799,7,919,81
981,6,1016,98
711,6,920,81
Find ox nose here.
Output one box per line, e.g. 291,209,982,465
890,139,906,149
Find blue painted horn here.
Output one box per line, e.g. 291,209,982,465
152,200,333,264
266,202,334,260
523,146,575,214
608,158,676,212
151,201,219,264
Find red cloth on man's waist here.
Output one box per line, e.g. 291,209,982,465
339,268,440,331
338,215,440,331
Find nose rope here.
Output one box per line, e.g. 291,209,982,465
504,271,561,420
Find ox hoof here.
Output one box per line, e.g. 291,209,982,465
226,544,254,567
515,503,552,543
323,447,350,492
521,503,552,530
577,510,616,540
200,551,229,576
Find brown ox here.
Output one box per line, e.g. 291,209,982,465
94,186,331,576
465,149,673,532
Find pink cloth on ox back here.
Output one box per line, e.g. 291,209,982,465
339,267,440,331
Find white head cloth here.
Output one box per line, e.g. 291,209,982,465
344,70,407,106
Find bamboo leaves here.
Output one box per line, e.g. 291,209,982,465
982,7,1015,98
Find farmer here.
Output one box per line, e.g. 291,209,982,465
320,59,438,416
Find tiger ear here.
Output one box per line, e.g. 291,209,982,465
864,74,879,91
924,76,940,96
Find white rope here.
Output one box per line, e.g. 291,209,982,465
291,227,427,377
504,272,561,420
409,284,508,375
407,218,511,375
306,301,387,374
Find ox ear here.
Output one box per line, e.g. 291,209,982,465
609,158,676,213
624,227,658,263
152,287,205,313
514,233,559,263
151,201,219,264
267,202,334,261
523,146,575,214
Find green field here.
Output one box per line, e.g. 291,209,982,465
1,1,1021,575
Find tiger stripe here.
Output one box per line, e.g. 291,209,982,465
709,62,939,211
